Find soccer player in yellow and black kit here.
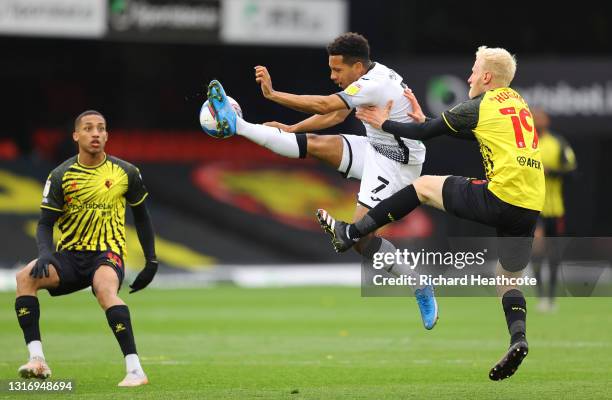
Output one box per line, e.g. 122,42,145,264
14,110,157,387
531,108,577,311
317,46,544,380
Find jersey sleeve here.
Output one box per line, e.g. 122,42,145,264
40,171,64,212
336,77,381,109
559,136,577,171
441,96,481,133
126,166,149,206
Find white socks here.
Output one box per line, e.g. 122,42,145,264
236,117,302,158
27,343,144,376
27,340,44,360
125,354,144,374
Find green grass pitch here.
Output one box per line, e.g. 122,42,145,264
1,287,611,399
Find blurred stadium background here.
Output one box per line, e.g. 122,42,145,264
0,2,612,398
1,0,610,286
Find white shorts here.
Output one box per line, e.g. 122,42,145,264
339,134,368,180
340,136,422,209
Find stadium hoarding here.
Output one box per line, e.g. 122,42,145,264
220,0,348,46
106,0,220,43
106,0,348,45
388,57,612,134
0,0,107,39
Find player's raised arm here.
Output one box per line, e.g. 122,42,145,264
356,93,478,142
382,117,454,141
264,109,352,133
255,65,348,115
355,102,451,141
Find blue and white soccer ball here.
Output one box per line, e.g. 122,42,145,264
199,96,242,139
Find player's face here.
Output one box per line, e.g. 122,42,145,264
73,115,108,155
328,55,361,89
467,57,488,99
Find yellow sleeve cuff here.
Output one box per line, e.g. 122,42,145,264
40,205,63,212
441,113,459,133
128,192,149,207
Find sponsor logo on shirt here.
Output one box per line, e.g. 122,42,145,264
517,156,541,169
344,83,362,96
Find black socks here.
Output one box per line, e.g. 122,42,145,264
106,305,137,356
15,296,41,344
502,289,527,344
349,185,421,239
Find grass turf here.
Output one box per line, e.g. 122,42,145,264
1,287,611,399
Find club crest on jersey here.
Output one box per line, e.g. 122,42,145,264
105,179,114,189
344,83,362,96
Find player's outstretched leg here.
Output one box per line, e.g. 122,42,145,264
315,209,356,252
316,209,438,330
207,80,237,137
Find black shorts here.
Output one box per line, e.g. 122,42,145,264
47,250,125,297
442,176,540,272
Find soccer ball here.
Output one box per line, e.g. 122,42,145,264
199,96,242,139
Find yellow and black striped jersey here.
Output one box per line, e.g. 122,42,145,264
442,87,545,211
539,132,577,217
40,154,148,256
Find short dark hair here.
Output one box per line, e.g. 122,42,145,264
326,32,371,65
74,110,105,130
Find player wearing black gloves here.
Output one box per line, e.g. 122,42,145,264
14,110,156,387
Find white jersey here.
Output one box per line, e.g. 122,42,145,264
336,62,426,165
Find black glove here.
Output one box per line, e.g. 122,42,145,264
30,254,57,279
129,260,158,293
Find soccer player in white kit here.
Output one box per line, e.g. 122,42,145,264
207,32,438,329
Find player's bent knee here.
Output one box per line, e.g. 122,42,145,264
15,265,34,288
15,260,41,287
93,266,121,308
413,175,434,203
95,286,120,309
413,175,447,208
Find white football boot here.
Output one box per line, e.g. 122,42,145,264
117,369,149,387
18,356,51,379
